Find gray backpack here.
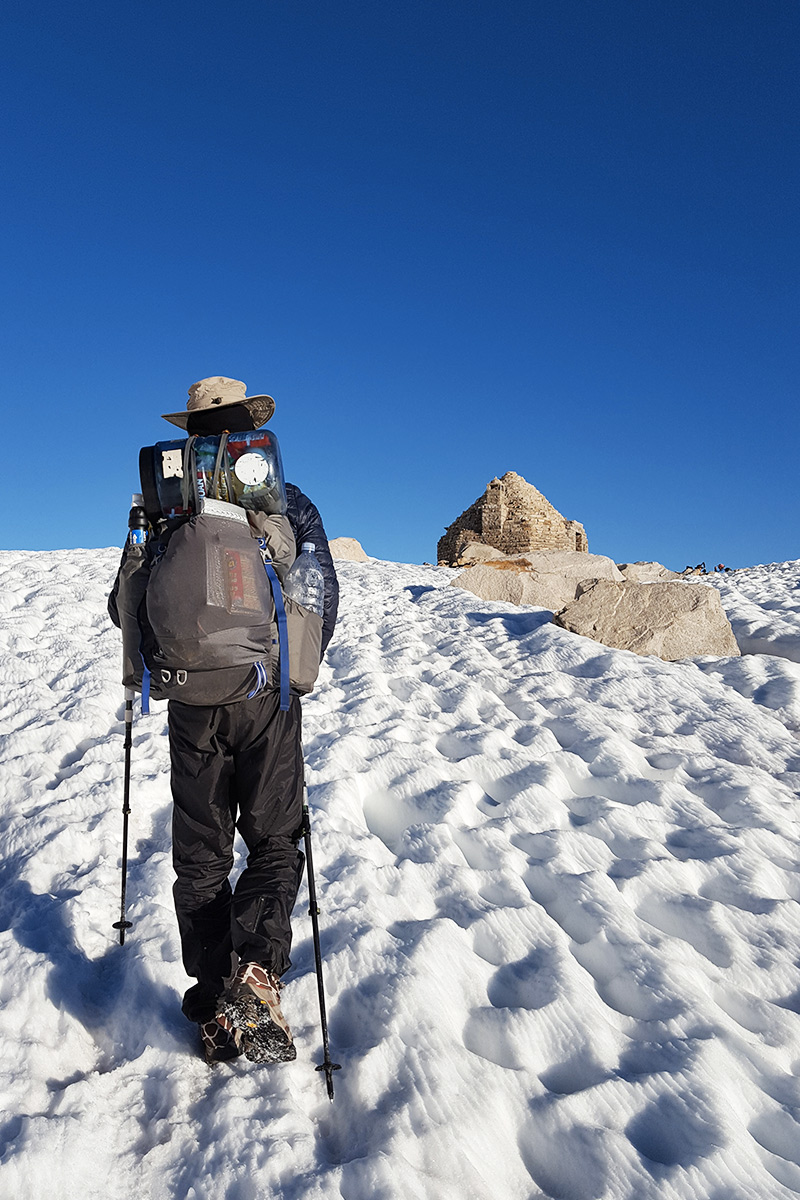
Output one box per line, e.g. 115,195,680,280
115,435,322,710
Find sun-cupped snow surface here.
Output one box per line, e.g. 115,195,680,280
2,551,800,1200
701,560,800,663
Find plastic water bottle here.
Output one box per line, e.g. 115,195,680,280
283,542,325,616
127,493,149,545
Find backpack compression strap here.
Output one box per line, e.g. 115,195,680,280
211,433,229,500
259,542,290,712
180,436,197,512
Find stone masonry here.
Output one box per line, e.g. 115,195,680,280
438,471,588,566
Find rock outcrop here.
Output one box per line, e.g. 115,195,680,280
329,537,368,561
617,561,680,583
452,550,622,611
553,580,740,660
458,543,508,564
438,472,587,566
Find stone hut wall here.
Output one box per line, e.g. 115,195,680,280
438,471,588,565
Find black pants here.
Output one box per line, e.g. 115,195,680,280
167,691,305,1023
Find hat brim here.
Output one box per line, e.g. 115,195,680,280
161,394,275,430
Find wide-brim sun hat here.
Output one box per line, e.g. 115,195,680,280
162,376,275,429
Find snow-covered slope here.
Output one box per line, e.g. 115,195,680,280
2,550,800,1199
702,561,800,664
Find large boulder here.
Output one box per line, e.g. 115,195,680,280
458,542,508,564
553,579,741,660
617,561,680,582
524,550,623,582
452,561,550,607
452,550,622,611
329,537,368,562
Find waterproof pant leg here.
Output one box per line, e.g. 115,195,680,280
228,694,305,970
168,692,305,1023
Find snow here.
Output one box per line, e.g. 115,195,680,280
701,563,800,665
2,549,800,1198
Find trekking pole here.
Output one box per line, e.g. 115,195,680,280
112,688,135,945
302,788,341,1100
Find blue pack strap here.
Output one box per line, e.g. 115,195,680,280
141,657,151,715
259,544,290,711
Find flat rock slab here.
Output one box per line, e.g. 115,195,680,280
451,562,541,606
617,561,681,582
553,579,741,660
458,543,509,563
453,550,623,611
522,550,623,581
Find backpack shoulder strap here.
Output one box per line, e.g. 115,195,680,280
248,512,296,580
258,542,290,711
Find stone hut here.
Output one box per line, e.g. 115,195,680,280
438,471,588,566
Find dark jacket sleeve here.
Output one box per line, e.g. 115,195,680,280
285,483,339,655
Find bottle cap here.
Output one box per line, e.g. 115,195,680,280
301,542,316,553
132,493,145,507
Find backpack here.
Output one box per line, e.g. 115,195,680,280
115,431,323,711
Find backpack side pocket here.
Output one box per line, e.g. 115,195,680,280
115,544,152,689
284,596,323,694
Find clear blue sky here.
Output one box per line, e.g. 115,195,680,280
1,0,797,568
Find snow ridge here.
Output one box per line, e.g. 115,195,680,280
2,550,800,1199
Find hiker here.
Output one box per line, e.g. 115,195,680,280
108,377,339,1065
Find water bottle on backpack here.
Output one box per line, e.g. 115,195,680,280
281,543,325,695
127,494,149,545
116,494,151,695
283,543,325,616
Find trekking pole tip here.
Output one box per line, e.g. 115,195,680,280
316,1059,341,1100
112,919,133,945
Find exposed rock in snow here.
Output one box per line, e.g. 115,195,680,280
522,549,624,580
452,550,623,611
328,536,369,561
554,578,741,659
458,541,508,563
617,561,681,582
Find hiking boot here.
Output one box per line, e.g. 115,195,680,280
199,1018,243,1066
216,963,296,1064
